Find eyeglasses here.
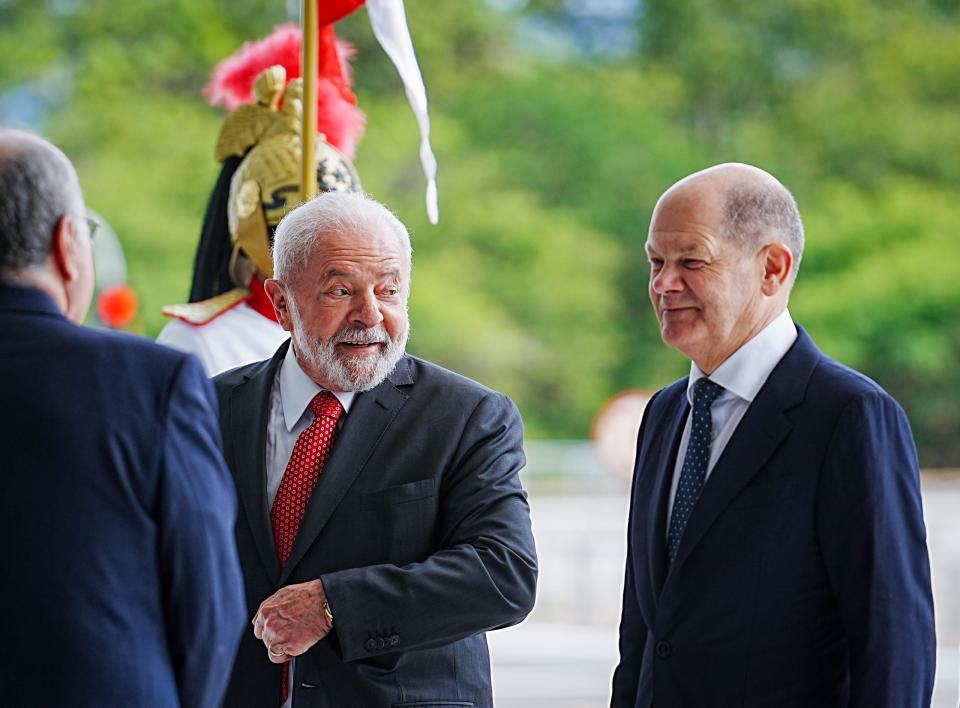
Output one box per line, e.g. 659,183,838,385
85,216,101,240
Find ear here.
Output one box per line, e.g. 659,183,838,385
264,278,293,331
760,243,793,296
51,215,79,283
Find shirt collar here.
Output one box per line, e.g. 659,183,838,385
279,343,356,432
687,308,797,406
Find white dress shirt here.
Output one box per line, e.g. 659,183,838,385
265,344,355,708
666,309,798,530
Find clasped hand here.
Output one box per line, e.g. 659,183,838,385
252,579,333,664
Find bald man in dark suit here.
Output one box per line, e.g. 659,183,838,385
612,163,935,707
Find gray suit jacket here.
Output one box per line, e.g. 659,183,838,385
215,343,538,708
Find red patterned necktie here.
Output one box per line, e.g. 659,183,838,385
270,390,344,705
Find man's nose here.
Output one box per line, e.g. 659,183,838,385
349,290,384,328
651,264,683,293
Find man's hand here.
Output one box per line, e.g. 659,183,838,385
252,579,333,664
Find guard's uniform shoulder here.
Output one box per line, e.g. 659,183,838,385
161,287,252,326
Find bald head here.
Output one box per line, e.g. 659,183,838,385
646,163,803,372
655,163,804,279
663,162,781,195
0,129,85,278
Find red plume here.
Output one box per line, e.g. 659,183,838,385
204,23,365,159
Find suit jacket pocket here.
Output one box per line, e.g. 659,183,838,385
361,478,437,509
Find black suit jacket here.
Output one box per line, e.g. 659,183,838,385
215,342,538,708
611,327,935,708
0,286,246,707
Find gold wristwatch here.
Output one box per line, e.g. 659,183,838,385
323,600,334,627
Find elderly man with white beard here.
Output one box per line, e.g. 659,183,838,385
212,190,537,708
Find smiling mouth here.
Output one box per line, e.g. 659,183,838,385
337,341,385,352
659,306,699,323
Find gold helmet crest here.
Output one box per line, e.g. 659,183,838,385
215,65,360,281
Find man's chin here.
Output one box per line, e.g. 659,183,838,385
660,326,698,355
337,354,400,392
337,353,381,375
659,323,684,346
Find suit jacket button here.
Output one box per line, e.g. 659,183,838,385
376,638,386,650
389,634,400,647
655,640,672,658
365,638,377,651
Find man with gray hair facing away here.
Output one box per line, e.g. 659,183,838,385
612,163,935,707
213,190,537,708
0,129,246,707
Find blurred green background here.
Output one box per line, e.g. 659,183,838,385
2,0,958,464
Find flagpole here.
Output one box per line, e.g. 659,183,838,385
301,0,319,200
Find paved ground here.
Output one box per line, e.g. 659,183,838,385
489,475,960,707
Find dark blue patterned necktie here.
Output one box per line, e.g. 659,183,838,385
667,377,725,564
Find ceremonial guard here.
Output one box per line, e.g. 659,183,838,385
157,23,364,374
159,0,438,375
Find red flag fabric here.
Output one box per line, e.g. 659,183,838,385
316,0,366,27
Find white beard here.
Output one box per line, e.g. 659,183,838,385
288,301,408,392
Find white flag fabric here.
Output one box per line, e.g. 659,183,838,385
366,0,439,224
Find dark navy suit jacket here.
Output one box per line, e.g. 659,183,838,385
0,286,247,707
214,342,538,708
612,327,935,707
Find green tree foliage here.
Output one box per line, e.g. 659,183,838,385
1,0,957,461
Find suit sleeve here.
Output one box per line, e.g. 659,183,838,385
320,391,538,661
817,391,936,707
610,392,658,707
610,549,646,707
157,356,247,708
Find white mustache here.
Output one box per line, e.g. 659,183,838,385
330,327,390,346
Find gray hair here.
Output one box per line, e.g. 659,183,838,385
0,129,84,278
720,183,804,278
272,191,412,284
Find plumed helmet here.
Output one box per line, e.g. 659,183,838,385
188,24,364,302
219,66,360,279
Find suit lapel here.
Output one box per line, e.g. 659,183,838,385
227,346,288,585
646,389,689,598
667,329,819,574
279,357,415,585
